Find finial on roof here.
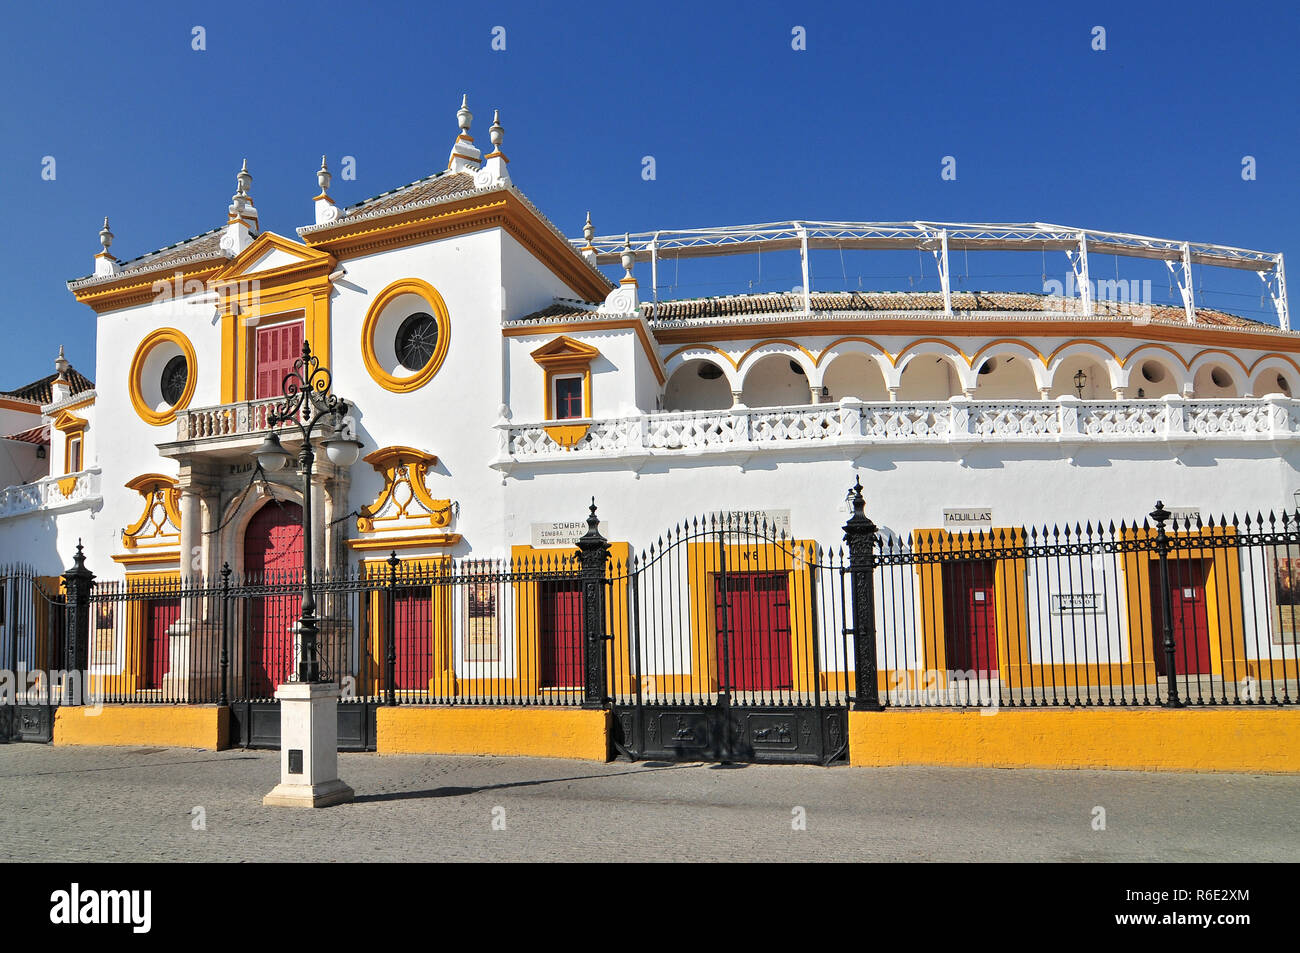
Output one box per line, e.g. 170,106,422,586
489,110,504,150
223,158,259,253
93,217,120,275
457,95,473,136
55,345,69,382
620,234,636,283
313,155,340,225
579,212,597,261
448,95,483,173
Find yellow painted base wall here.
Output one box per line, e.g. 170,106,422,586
53,706,230,751
849,708,1300,773
377,706,610,761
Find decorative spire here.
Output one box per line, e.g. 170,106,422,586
93,217,120,276
313,155,340,225
55,344,69,382
620,234,637,286
579,211,597,257
221,158,259,255
448,94,482,173
476,108,511,186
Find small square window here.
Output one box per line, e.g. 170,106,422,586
554,377,584,420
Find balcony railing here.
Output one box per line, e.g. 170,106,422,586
0,468,102,520
174,396,287,441
495,396,1296,464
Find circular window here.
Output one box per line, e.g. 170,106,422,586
361,279,451,393
978,361,995,376
697,362,723,380
1278,373,1292,397
1141,360,1166,383
128,328,197,426
395,312,439,372
161,355,189,406
1209,366,1232,389
789,360,806,376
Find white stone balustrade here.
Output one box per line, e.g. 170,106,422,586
174,396,288,441
0,468,102,520
494,397,1297,466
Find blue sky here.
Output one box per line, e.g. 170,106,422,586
0,0,1295,388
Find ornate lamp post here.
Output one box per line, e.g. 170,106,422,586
252,341,361,682
256,340,361,809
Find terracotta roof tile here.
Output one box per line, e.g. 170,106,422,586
343,171,478,216
2,366,94,405
513,291,1273,330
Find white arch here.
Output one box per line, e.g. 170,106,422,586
892,343,977,394
736,342,816,387
1045,342,1123,393
1187,351,1248,398
1117,346,1191,396
1248,357,1300,398
970,342,1052,395
818,351,891,401
662,348,741,392
812,340,892,390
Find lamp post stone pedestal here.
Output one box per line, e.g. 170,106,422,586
262,682,353,808
254,340,362,810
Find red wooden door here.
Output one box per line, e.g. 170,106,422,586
243,502,303,696
715,572,792,692
942,561,998,672
392,588,431,691
1150,561,1212,676
539,581,583,688
145,597,180,689
255,322,304,400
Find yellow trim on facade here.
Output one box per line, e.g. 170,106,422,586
360,278,451,393
377,706,610,761
356,446,452,533
848,708,1300,773
346,533,463,552
356,554,457,696
127,327,197,426
110,550,181,566
54,705,229,751
531,335,598,420
682,538,821,696
120,473,182,551
504,318,666,385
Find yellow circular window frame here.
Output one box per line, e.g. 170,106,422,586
362,278,451,393
128,327,198,426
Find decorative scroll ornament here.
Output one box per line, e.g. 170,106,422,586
356,446,453,533
121,474,182,549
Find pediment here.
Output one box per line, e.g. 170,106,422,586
530,335,601,365
210,232,334,285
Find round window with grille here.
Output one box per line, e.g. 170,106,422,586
395,312,439,372
160,355,189,406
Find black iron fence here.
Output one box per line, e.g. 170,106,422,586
3,491,1298,718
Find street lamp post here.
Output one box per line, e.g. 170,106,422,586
252,340,362,682
257,340,361,809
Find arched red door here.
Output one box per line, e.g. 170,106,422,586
243,501,303,696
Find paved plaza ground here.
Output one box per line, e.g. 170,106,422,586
0,745,1295,862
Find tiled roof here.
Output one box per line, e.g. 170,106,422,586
1,366,94,405
514,290,1274,330
1,424,49,445
342,171,478,217
69,228,228,287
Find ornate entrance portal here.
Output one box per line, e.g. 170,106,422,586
243,501,303,696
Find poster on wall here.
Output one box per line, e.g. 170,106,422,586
92,604,116,665
1272,556,1300,644
465,579,500,662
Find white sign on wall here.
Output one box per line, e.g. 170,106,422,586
944,508,993,529
1050,593,1106,614
530,521,610,548
1167,506,1201,523
708,509,793,535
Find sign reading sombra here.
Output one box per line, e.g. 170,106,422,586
530,521,610,548
944,508,993,529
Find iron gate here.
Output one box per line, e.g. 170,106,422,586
609,514,852,764
1,568,65,744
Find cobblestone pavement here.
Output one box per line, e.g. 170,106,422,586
0,745,1295,862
